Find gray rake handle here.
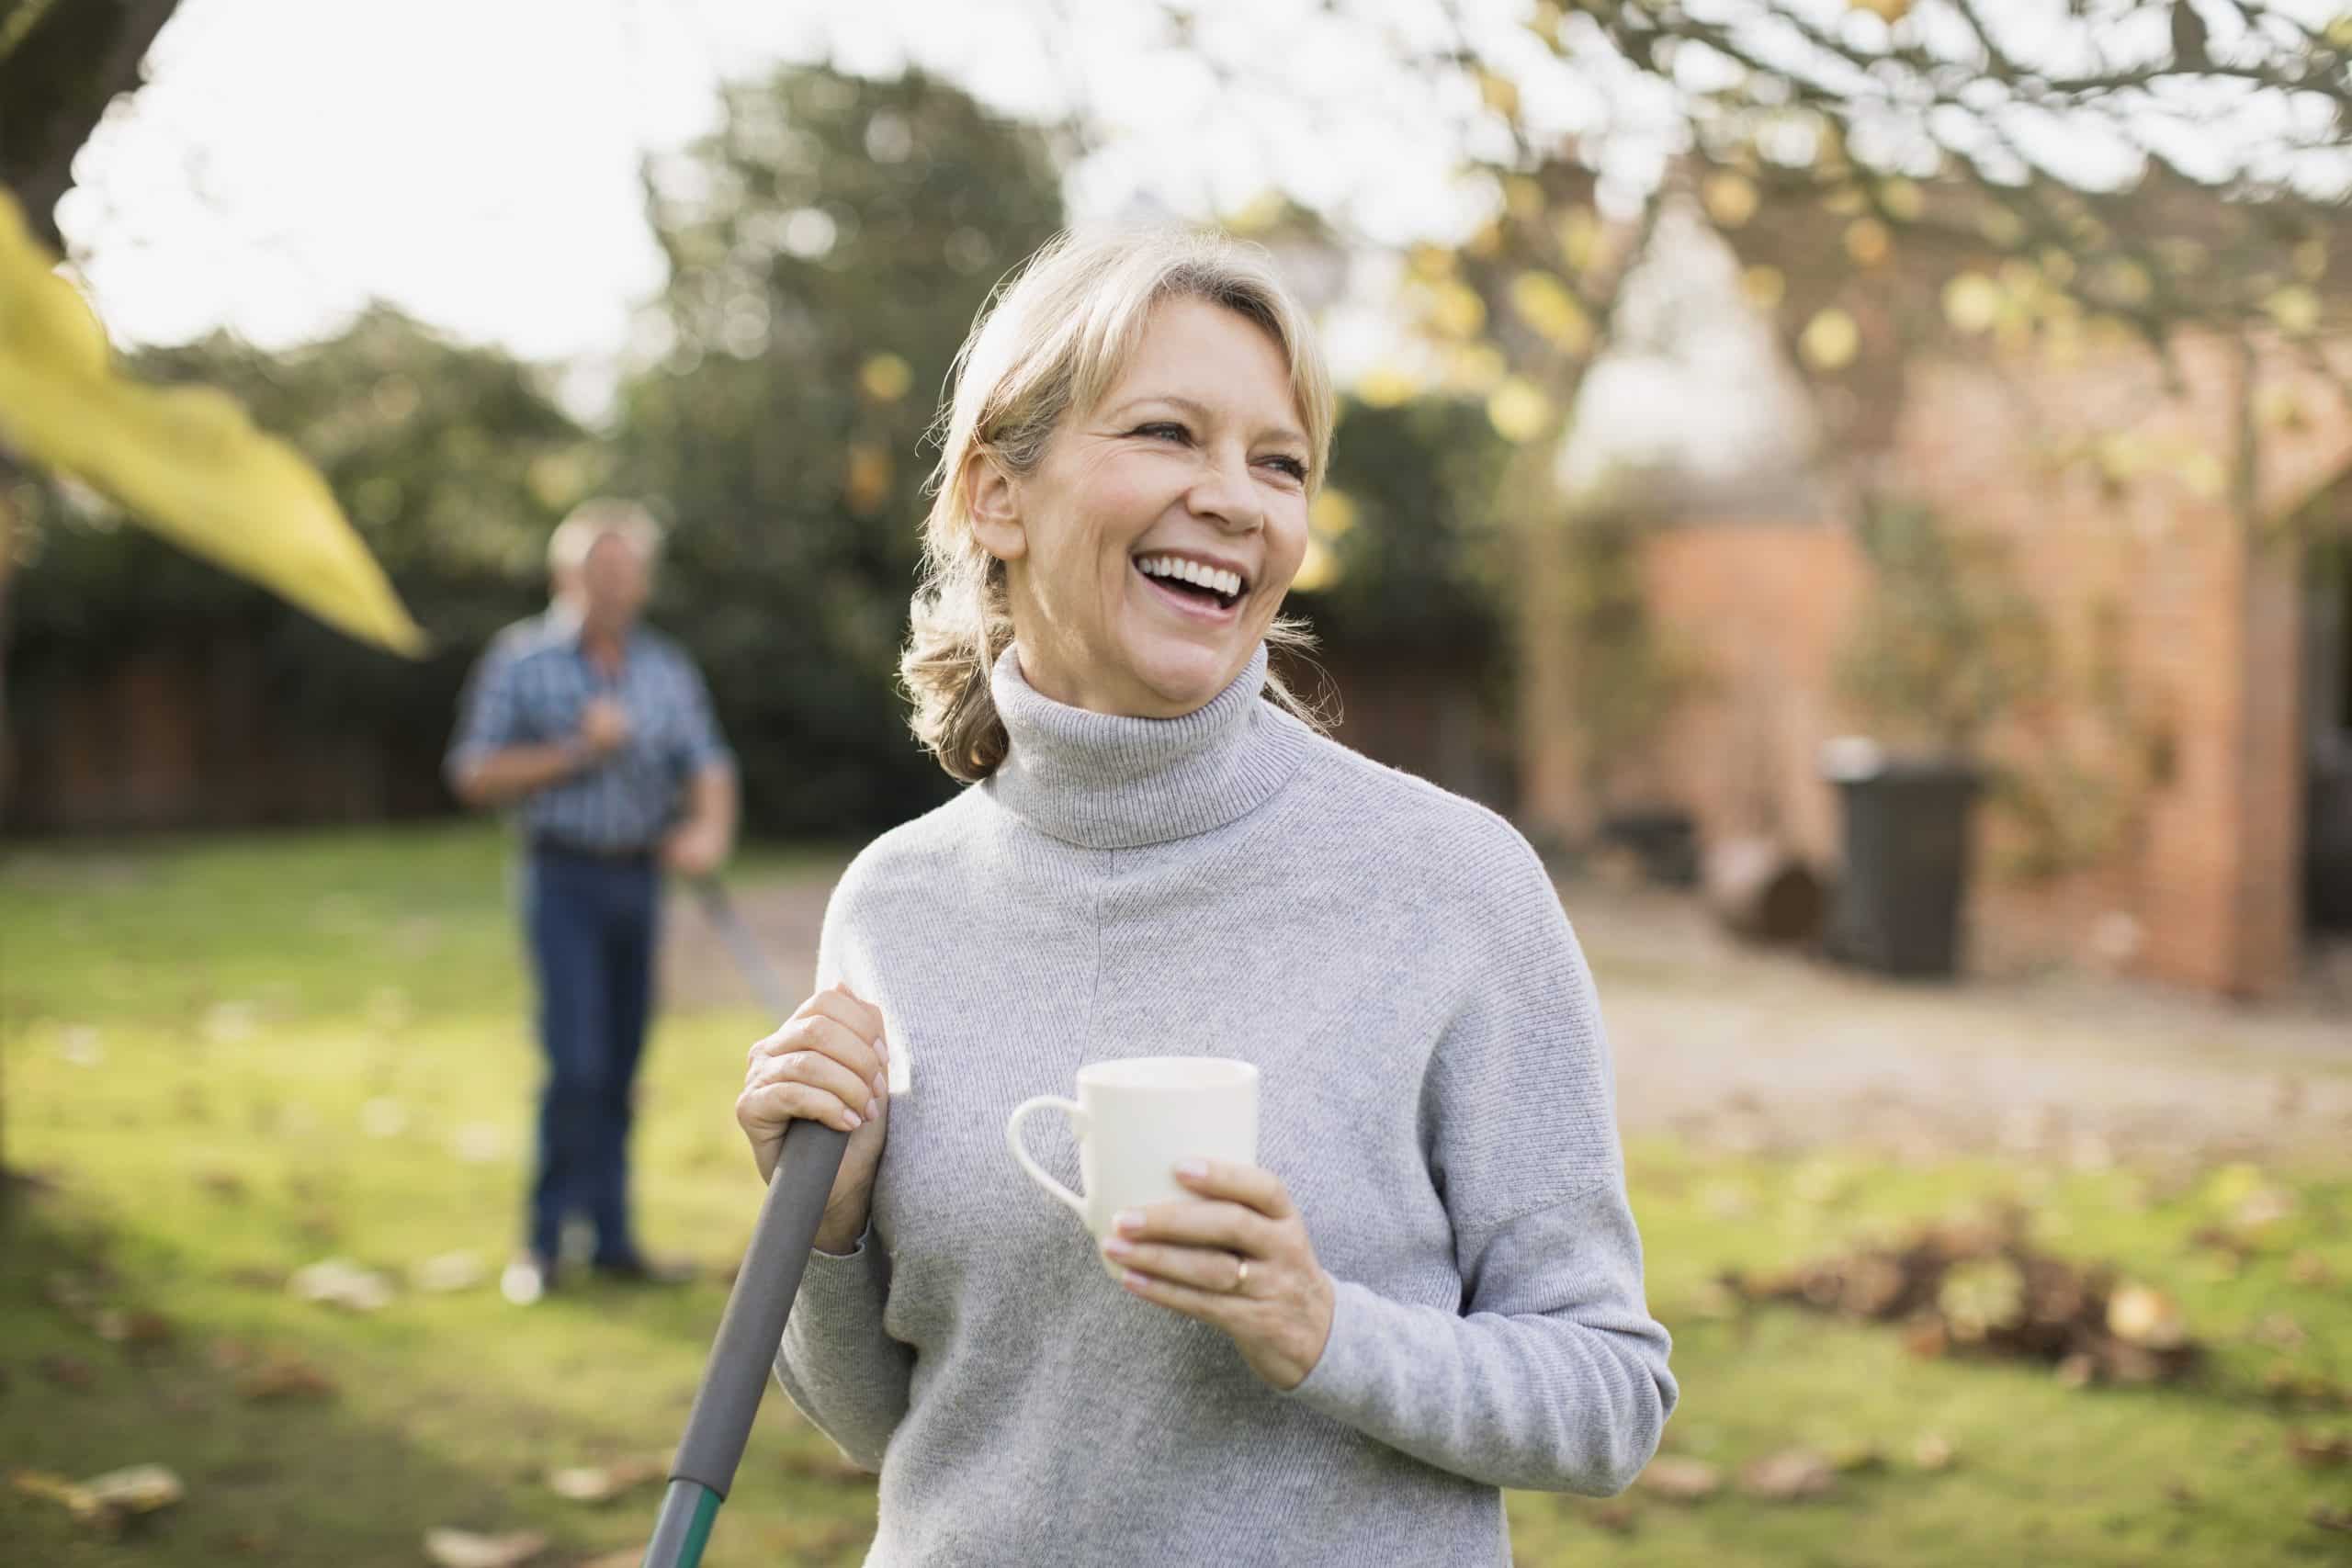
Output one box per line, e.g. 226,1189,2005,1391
643,881,855,1565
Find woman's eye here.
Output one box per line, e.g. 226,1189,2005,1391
1260,455,1309,482
1134,422,1190,444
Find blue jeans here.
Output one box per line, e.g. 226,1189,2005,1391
522,849,660,1265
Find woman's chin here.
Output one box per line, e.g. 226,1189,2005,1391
1121,636,1248,715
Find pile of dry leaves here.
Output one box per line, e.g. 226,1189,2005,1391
1721,1209,2202,1385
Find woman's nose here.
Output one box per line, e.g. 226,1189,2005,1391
1184,448,1264,534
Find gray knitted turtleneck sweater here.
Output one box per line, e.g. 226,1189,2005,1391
773,643,1676,1566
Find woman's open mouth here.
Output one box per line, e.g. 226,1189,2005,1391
1133,552,1246,619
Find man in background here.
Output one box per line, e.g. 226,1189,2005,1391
446,499,737,1304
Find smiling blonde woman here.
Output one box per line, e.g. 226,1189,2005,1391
737,226,1676,1565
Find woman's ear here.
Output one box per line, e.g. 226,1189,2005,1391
966,452,1027,563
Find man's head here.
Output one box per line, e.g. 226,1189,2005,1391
548,499,661,639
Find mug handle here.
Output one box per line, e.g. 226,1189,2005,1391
1005,1095,1089,1220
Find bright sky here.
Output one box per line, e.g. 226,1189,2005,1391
54,0,2345,435
59,0,1546,378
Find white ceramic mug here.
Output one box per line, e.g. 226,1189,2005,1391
1006,1057,1260,1278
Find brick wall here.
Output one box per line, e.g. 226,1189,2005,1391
1516,331,2352,997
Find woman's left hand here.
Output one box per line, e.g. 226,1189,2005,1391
1103,1159,1335,1392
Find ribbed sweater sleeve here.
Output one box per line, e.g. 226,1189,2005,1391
1276,829,1678,1494
770,861,914,1472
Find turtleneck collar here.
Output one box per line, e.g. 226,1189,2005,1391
983,641,1312,849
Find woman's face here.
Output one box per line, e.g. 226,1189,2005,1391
971,296,1313,718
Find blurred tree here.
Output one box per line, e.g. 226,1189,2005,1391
9,307,582,805
1295,394,1511,657
1123,2,2350,459
616,66,1064,836
0,0,182,252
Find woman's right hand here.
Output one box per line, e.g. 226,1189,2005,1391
738,983,890,1253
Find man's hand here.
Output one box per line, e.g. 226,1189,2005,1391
579,696,631,757
662,820,729,879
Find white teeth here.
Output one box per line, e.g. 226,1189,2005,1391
1136,555,1243,602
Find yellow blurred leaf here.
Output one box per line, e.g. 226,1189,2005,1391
1799,308,1860,371
1844,218,1892,267
1354,365,1418,408
0,189,424,655
844,443,892,515
1225,189,1286,234
1849,0,1911,18
858,352,913,401
1464,220,1504,259
1823,185,1868,218
2327,14,2352,50
1444,343,1507,394
2098,259,2153,307
1558,207,1601,273
1942,273,2003,334
1741,265,1786,312
2293,239,2328,282
1504,177,1546,222
1526,0,1566,39
1509,270,1593,354
2154,237,2208,277
1291,534,1340,592
1486,377,1553,443
1476,69,1521,118
2258,385,2309,432
2038,248,2078,286
1877,177,1923,221
1309,489,1360,538
1407,243,1454,282
2177,450,2228,500
1427,281,1487,339
1977,206,2026,248
2266,286,2321,336
2096,432,2150,483
1702,171,1758,229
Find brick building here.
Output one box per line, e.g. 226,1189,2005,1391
1516,328,2352,998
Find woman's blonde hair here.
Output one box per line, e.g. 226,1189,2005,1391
900,226,1337,783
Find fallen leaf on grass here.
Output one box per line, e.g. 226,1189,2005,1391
545,1458,663,1504
95,1308,175,1352
1634,1456,1720,1501
2287,1251,2334,1288
2286,1429,2350,1468
37,1352,96,1390
1912,1433,1956,1471
237,1356,337,1403
2313,1504,2352,1533
423,1528,547,1568
14,1463,186,1528
1737,1450,1836,1502
2252,1313,2308,1352
1585,1501,1638,1534
413,1252,487,1294
2107,1283,2188,1349
2263,1365,2349,1408
288,1258,393,1313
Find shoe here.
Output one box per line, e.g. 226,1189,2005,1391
501,1252,557,1305
591,1251,696,1287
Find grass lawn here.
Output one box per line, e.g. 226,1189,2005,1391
4,824,2347,1566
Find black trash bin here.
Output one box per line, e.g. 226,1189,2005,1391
1822,739,1981,978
